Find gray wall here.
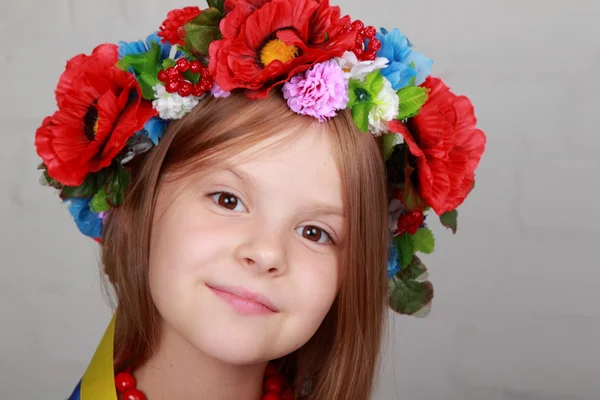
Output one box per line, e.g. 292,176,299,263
1,0,598,399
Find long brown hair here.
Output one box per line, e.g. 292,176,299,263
101,90,389,399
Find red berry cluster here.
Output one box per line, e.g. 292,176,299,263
342,20,381,61
157,58,213,97
262,364,293,400
396,210,425,235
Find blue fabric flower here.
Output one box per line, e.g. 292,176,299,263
376,28,433,91
137,116,168,145
66,198,103,239
387,240,401,278
118,31,179,60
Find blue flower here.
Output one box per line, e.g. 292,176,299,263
137,116,168,145
376,28,433,91
118,31,179,60
66,198,103,239
387,240,401,278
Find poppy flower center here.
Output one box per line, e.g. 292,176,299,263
260,39,299,67
83,102,100,141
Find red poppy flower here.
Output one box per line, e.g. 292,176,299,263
35,44,156,187
158,6,201,46
388,77,486,215
208,0,357,99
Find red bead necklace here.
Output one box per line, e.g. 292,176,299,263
114,363,293,400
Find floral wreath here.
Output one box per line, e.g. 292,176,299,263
35,0,486,317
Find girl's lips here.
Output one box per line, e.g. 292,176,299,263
207,284,280,314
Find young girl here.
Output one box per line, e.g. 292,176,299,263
35,1,486,399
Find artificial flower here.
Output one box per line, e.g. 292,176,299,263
388,77,486,215
211,83,231,98
157,6,201,46
137,116,168,145
152,84,200,119
66,197,104,239
376,28,432,91
35,44,157,187
367,77,399,134
118,31,178,61
335,50,389,81
282,60,348,121
387,240,400,278
208,0,357,99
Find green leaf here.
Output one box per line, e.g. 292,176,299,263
40,169,63,190
411,226,435,254
90,188,110,213
207,0,225,12
402,163,427,211
60,172,105,199
393,233,414,269
348,79,370,107
397,86,428,120
184,8,223,56
351,102,373,133
381,133,400,161
162,58,177,69
104,164,131,207
117,42,163,100
440,210,458,234
388,256,434,317
364,70,384,97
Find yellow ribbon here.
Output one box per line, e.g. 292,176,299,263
80,312,118,400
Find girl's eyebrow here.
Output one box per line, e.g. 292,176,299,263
300,202,346,218
224,167,344,218
222,167,256,187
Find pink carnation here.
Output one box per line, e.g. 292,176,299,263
211,83,231,98
282,60,349,122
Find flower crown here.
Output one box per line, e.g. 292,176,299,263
35,0,486,317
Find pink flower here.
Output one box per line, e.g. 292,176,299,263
211,83,231,98
282,60,348,122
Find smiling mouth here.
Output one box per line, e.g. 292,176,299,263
206,284,279,315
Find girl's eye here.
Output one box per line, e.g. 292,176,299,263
296,226,333,245
210,192,247,212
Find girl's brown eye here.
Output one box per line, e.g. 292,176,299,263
218,193,238,210
299,226,331,244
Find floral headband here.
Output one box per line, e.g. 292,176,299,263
35,0,486,317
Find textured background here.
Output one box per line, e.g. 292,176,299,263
1,0,599,399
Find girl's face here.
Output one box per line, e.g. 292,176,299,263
148,126,344,364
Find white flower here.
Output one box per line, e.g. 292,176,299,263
368,77,399,135
152,84,200,120
335,51,389,81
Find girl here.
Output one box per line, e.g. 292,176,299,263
35,1,486,399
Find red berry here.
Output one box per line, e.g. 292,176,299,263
352,47,364,58
262,394,280,400
165,80,181,93
281,388,294,400
351,20,364,32
166,66,179,81
362,25,377,39
264,375,284,393
114,372,136,393
191,83,205,97
200,79,213,92
123,388,146,400
178,81,193,97
200,67,211,79
157,70,169,83
190,60,203,74
355,34,364,49
265,363,278,377
363,50,376,61
176,58,190,72
368,38,381,52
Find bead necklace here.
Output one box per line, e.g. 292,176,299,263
114,363,293,400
